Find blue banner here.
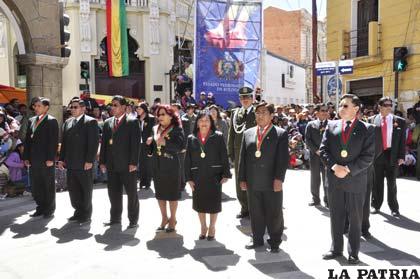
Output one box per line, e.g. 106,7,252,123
194,0,262,108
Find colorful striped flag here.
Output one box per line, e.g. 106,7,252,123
106,0,129,77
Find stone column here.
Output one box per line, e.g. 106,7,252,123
17,53,68,126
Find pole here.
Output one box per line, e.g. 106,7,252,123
394,71,399,99
335,64,339,113
312,0,318,103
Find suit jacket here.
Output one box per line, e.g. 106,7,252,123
368,114,406,165
23,114,59,168
319,119,375,193
99,115,140,172
139,114,156,143
59,115,99,170
238,126,289,191
305,119,328,154
228,106,256,160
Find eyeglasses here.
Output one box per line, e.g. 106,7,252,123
382,103,393,107
70,106,80,109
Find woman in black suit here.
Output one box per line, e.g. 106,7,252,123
185,111,231,240
147,105,185,232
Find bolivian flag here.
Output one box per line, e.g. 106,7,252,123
106,0,129,77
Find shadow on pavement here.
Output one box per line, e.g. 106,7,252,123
236,217,252,236
50,222,93,244
380,212,420,232
179,190,192,201
146,232,189,259
94,225,140,251
249,249,315,278
138,188,155,200
10,216,53,239
315,205,330,218
361,236,420,265
221,192,235,202
189,240,240,271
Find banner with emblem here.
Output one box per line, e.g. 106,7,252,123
194,0,262,108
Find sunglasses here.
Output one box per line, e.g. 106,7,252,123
382,104,392,107
70,106,80,109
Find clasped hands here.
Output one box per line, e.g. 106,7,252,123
332,164,350,178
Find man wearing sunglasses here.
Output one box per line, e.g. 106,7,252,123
369,97,406,217
99,95,141,229
305,103,330,208
58,98,99,224
320,94,375,265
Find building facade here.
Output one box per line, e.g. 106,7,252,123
261,50,306,105
327,0,420,110
62,0,194,105
264,6,327,103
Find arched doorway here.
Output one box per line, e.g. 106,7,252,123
95,29,145,99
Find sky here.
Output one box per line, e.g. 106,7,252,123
263,0,327,19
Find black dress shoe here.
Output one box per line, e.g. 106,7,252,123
236,212,249,219
43,213,54,219
371,208,380,214
68,216,79,222
362,231,372,239
199,234,206,240
348,255,360,265
391,211,400,217
103,221,121,227
245,241,264,249
268,246,280,253
127,223,139,229
322,251,343,260
78,218,91,225
30,211,43,217
207,235,215,241
165,227,176,233
308,201,320,206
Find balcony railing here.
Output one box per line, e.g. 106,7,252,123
342,21,381,59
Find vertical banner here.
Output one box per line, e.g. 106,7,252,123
106,0,129,77
194,0,262,108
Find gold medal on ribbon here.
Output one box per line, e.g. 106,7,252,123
200,152,206,158
109,139,113,145
255,150,262,158
341,150,348,158
157,146,162,156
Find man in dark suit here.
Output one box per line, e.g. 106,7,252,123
239,102,288,253
305,103,329,207
100,95,141,229
58,98,99,224
369,97,406,217
136,102,155,189
320,94,375,264
23,97,59,218
228,87,257,219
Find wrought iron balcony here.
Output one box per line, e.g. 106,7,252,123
342,22,381,59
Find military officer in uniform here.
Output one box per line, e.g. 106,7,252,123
100,95,141,229
58,98,99,224
23,97,59,218
238,102,288,253
320,94,375,265
228,86,256,218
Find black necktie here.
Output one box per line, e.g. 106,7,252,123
72,118,78,127
345,121,352,134
243,109,248,119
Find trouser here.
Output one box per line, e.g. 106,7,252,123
138,144,152,187
234,150,248,213
30,166,56,215
247,189,284,247
372,150,399,212
67,169,94,220
309,153,328,204
329,186,365,257
107,170,139,224
362,165,374,234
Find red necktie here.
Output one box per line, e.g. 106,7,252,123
381,116,387,150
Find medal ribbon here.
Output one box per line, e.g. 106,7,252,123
156,125,174,149
197,131,210,154
340,119,357,150
256,124,273,152
31,114,48,134
112,115,126,132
